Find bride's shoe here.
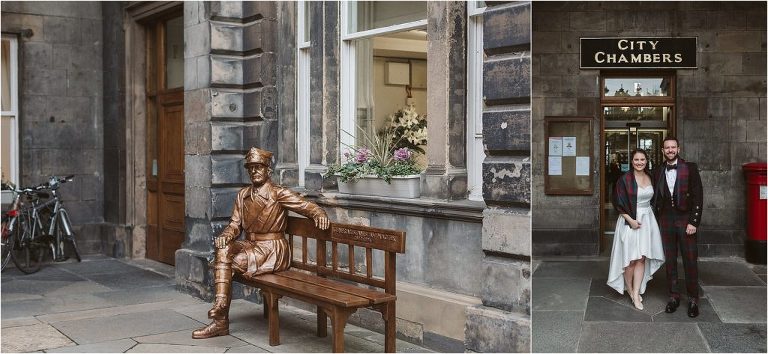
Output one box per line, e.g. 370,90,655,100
631,293,644,310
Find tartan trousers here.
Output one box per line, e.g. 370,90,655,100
658,203,699,301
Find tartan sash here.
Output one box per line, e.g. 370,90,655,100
613,171,638,220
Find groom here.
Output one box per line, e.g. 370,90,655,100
652,137,704,317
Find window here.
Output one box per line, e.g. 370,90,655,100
467,1,487,201
1,35,19,190
340,1,428,164
297,1,310,187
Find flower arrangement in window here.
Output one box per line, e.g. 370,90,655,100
383,103,427,154
325,128,422,184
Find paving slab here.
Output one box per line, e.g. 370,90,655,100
0,316,42,328
532,261,609,278
698,323,766,353
3,264,86,281
651,298,721,323
225,344,270,353
56,258,150,277
37,298,202,324
577,322,709,352
82,269,174,290
705,286,767,323
51,309,204,344
93,285,184,306
531,311,582,353
759,275,766,284
0,323,75,353
45,338,137,353
127,343,227,352
583,296,651,322
1,292,44,301
1,293,114,320
698,261,764,286
174,299,268,333
589,278,669,316
532,277,591,311
1,278,107,296
135,329,249,348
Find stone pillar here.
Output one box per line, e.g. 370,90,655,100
465,3,531,352
423,1,468,200
176,1,279,302
304,1,339,193
274,2,298,187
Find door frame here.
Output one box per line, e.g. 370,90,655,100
125,1,183,259
598,70,677,253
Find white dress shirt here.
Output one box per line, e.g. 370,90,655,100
665,158,678,196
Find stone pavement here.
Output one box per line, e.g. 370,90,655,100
531,257,767,353
1,255,432,353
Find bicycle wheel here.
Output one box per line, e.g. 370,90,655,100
11,217,44,274
1,215,16,271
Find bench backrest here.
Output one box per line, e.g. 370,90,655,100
285,216,406,295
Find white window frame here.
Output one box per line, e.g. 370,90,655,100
297,1,310,187
339,1,428,154
467,2,487,201
1,34,19,191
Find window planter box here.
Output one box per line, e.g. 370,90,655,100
336,174,421,199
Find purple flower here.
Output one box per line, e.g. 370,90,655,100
393,148,411,161
343,149,352,161
355,148,371,163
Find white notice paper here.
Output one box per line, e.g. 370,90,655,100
548,137,563,156
562,137,577,156
576,156,590,176
548,156,563,176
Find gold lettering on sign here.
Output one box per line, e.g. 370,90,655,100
334,227,398,244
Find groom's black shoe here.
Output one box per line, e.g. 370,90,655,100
687,301,699,318
665,298,680,313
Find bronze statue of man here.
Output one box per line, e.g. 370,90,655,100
192,147,329,339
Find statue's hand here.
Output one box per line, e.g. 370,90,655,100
315,215,330,230
214,236,229,249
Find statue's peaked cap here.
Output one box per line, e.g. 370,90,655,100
244,147,273,166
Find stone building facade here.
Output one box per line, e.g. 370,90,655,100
532,1,767,257
2,1,532,351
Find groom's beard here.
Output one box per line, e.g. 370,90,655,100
665,153,679,163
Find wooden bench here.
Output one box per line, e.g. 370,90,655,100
234,216,406,352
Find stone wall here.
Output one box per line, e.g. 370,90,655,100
1,1,105,253
176,1,282,298
466,2,532,353
532,1,767,257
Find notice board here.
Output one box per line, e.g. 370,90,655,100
545,116,594,195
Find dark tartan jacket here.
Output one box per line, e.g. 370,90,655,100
613,170,650,223
651,157,704,227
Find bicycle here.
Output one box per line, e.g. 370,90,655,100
4,176,81,274
2,181,49,273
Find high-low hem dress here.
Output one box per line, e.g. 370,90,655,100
606,185,665,295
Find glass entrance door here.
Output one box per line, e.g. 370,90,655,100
602,127,667,253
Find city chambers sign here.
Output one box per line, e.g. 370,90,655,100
580,37,697,69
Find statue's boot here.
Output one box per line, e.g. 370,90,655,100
208,248,233,320
192,319,229,339
193,247,232,339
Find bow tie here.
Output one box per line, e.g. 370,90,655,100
666,164,677,171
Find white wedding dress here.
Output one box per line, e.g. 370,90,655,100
607,185,665,295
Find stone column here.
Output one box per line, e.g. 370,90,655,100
423,1,467,200
465,3,531,352
176,1,279,301
304,1,339,192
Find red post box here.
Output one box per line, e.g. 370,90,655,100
743,162,767,264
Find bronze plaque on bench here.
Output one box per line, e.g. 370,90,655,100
330,224,405,254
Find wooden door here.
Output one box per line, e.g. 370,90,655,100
146,12,184,265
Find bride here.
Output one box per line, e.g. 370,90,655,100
607,149,665,310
